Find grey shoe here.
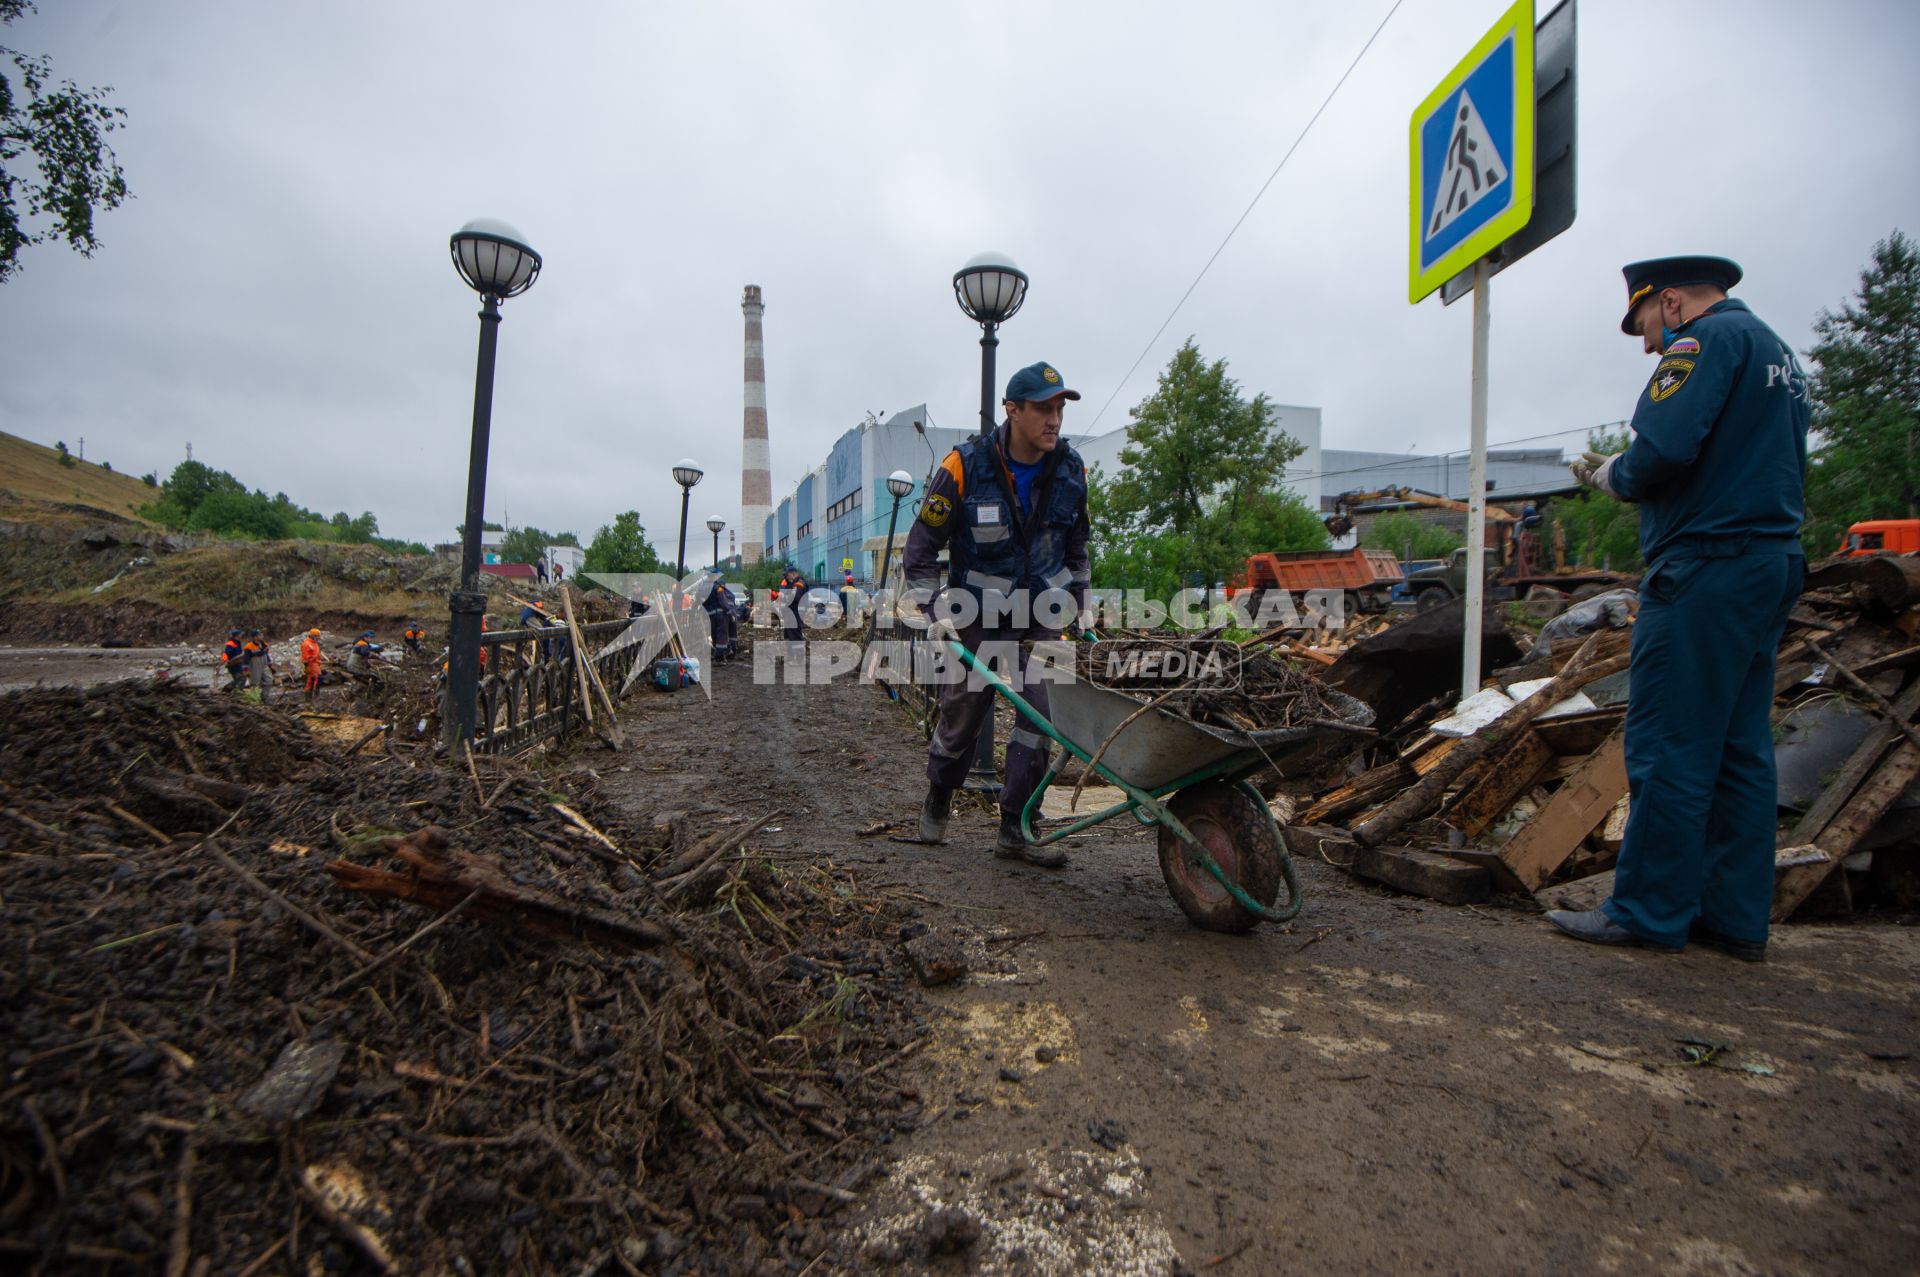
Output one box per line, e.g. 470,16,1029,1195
1690,920,1767,963
918,786,954,844
1546,906,1683,951
993,813,1066,868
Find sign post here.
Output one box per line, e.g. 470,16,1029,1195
1410,0,1537,702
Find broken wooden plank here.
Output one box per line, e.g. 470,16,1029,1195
1496,726,1628,891
1596,796,1630,854
1438,845,1533,896
1445,728,1555,838
1772,741,1920,920
1538,868,1615,914
1301,761,1413,827
1345,845,1490,905
1783,677,1920,848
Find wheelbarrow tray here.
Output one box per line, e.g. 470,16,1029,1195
1045,676,1374,791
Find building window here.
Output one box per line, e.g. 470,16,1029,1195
778,537,789,553
797,521,812,539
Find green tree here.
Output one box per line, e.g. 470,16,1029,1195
186,488,290,539
581,511,663,578
1802,229,1920,554
53,438,71,467
1545,428,1642,571
1093,339,1307,593
0,0,130,283
1361,511,1461,561
499,524,563,566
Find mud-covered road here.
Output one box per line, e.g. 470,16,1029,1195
593,643,1918,1276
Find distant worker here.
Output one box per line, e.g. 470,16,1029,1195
519,599,567,661
535,559,549,585
703,575,738,663
347,630,384,677
904,360,1092,868
300,627,325,698
403,622,427,656
219,629,246,692
776,567,810,653
1551,255,1808,961
243,629,274,701
841,570,860,626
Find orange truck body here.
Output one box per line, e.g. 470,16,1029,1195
1839,519,1920,557
1230,548,1405,595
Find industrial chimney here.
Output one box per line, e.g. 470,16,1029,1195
740,285,773,564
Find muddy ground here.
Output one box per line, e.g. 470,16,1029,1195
592,644,1919,1276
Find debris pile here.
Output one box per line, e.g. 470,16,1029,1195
1077,638,1361,733
1291,555,1920,920
1,682,921,1274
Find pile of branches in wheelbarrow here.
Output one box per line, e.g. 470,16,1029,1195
1076,636,1357,734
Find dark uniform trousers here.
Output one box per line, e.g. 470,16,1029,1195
927,622,1061,822
1607,540,1803,947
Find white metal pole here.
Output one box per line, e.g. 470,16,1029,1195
1462,258,1491,700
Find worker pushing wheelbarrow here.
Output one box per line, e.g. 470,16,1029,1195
941,638,1375,933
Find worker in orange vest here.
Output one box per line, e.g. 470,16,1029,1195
403,622,427,656
218,629,246,691
242,628,275,701
300,627,325,698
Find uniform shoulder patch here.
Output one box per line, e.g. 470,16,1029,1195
921,493,953,527
1665,336,1701,356
1648,356,1696,403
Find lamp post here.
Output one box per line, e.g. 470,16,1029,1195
952,251,1029,438
445,218,541,752
672,460,703,580
865,469,916,645
952,251,1027,789
706,516,725,572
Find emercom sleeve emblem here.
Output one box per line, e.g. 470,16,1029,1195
921,493,953,527
1648,357,1696,403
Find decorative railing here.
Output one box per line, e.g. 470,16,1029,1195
469,617,649,754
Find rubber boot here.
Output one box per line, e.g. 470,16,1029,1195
918,785,954,844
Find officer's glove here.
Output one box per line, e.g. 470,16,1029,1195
1570,450,1622,498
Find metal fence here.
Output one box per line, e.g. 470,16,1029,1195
467,617,649,754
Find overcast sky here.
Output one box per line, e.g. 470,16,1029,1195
2,1,1915,552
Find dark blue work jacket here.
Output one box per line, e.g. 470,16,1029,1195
1610,299,1809,564
946,428,1088,604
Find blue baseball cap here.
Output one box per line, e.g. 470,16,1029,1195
1004,361,1080,404
1620,255,1741,334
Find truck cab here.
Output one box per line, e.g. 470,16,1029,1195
1838,519,1920,557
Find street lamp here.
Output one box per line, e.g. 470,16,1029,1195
672,459,703,580
953,251,1028,437
706,516,725,572
865,470,916,646
952,252,1027,790
445,217,541,752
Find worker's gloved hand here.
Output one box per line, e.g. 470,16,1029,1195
923,614,962,645
1570,450,1622,498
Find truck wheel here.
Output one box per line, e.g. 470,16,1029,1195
1157,781,1283,933
1415,588,1448,612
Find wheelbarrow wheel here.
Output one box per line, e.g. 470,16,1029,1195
1157,780,1282,933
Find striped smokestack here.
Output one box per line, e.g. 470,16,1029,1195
739,285,773,564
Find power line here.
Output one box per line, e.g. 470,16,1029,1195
1083,0,1407,434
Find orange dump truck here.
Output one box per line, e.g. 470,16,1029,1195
1229,548,1405,615
1839,519,1920,557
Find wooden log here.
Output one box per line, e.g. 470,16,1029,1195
1345,845,1491,905
1351,633,1629,849
1301,760,1413,826
327,827,672,952
1445,728,1554,837
1496,727,1628,891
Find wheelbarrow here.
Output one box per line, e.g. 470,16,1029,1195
944,640,1375,933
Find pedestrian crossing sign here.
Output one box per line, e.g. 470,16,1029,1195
1409,0,1535,302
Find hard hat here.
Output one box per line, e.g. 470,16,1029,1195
308,627,321,636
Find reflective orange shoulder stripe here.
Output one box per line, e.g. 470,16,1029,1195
940,450,965,496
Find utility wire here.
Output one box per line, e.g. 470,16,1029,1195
1084,0,1407,434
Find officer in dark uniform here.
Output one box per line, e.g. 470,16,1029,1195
1550,256,1808,960
904,360,1092,867
703,574,738,662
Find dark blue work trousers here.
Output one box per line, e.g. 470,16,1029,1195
1605,550,1803,948
927,624,1059,822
